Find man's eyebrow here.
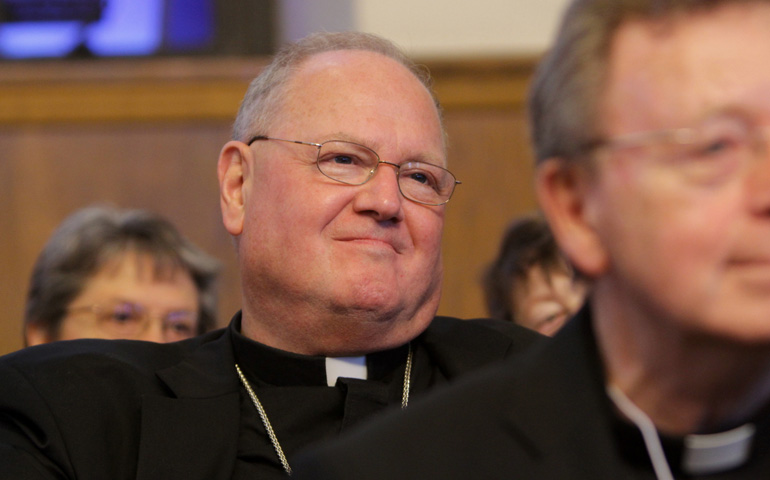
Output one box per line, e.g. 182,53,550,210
317,133,383,153
321,133,447,166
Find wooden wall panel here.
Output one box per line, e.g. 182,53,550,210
0,57,537,355
0,125,243,355
439,111,538,319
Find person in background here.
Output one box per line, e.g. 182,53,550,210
24,205,221,345
482,214,587,335
0,32,539,480
292,0,770,478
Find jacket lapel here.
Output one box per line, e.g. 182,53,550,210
498,309,630,478
136,329,242,480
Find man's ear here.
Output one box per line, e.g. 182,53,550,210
218,141,251,237
25,322,52,347
535,157,609,278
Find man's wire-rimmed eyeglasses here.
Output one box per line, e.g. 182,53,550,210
575,113,770,187
247,136,461,206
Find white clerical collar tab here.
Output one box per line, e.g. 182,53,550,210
682,423,755,475
325,356,367,387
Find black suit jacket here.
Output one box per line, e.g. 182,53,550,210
0,314,540,480
292,309,652,479
293,308,770,479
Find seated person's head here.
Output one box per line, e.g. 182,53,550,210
483,216,587,336
24,206,221,345
219,31,456,355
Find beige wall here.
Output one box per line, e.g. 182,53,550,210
0,56,538,356
279,0,569,56
356,0,569,57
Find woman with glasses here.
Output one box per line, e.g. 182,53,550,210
24,205,221,346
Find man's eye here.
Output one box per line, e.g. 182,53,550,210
684,117,749,160
320,153,367,167
403,169,439,191
331,155,355,165
409,172,428,184
696,137,740,157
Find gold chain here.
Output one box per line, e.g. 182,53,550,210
235,344,413,476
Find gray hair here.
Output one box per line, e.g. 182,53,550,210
232,31,442,142
24,206,221,341
528,0,768,163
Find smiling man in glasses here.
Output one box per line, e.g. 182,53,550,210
0,32,540,480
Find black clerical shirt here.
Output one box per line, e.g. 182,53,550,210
229,315,538,479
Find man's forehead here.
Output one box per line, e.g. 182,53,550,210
271,49,445,156
600,19,680,130
601,3,770,133
295,49,409,80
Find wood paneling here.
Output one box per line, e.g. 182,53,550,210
0,56,538,355
0,57,269,124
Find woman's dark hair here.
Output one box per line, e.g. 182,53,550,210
482,215,566,323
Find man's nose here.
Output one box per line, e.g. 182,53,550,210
351,162,405,222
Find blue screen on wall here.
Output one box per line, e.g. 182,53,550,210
0,0,216,59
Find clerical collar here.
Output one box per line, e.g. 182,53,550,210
608,385,756,478
325,356,367,386
682,424,755,475
229,313,406,387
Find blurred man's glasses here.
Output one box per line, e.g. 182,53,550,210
583,114,770,186
247,136,461,206
67,302,198,342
